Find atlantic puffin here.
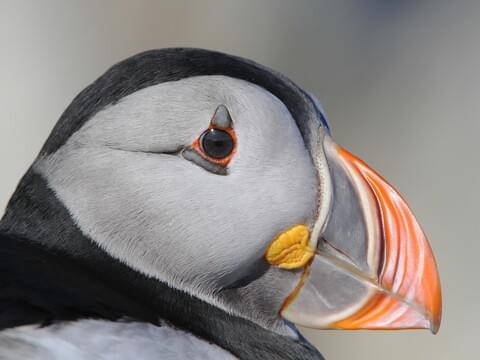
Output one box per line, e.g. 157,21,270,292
0,48,441,359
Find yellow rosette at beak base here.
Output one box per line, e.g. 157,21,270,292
265,225,314,269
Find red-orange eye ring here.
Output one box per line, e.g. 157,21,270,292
191,125,237,167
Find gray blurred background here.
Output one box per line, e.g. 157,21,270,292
0,1,478,359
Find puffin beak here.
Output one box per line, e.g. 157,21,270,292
279,135,442,333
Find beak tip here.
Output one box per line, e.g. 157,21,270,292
430,302,442,335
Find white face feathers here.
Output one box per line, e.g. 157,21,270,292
34,76,318,326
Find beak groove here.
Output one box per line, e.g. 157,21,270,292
280,138,442,334
332,147,442,333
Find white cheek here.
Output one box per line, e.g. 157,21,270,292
34,75,318,301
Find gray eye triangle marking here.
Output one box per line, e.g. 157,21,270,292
211,104,233,129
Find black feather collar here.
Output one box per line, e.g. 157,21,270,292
0,171,323,360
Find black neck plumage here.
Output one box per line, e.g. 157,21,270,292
0,170,323,360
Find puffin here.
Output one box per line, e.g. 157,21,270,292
0,48,442,359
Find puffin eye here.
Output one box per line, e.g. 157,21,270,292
182,127,237,175
200,129,234,159
182,105,237,175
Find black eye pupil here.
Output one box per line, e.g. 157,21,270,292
201,129,234,159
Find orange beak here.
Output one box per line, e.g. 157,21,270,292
281,136,442,333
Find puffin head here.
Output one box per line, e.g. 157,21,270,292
1,49,441,356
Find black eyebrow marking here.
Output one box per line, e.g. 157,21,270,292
106,145,184,156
